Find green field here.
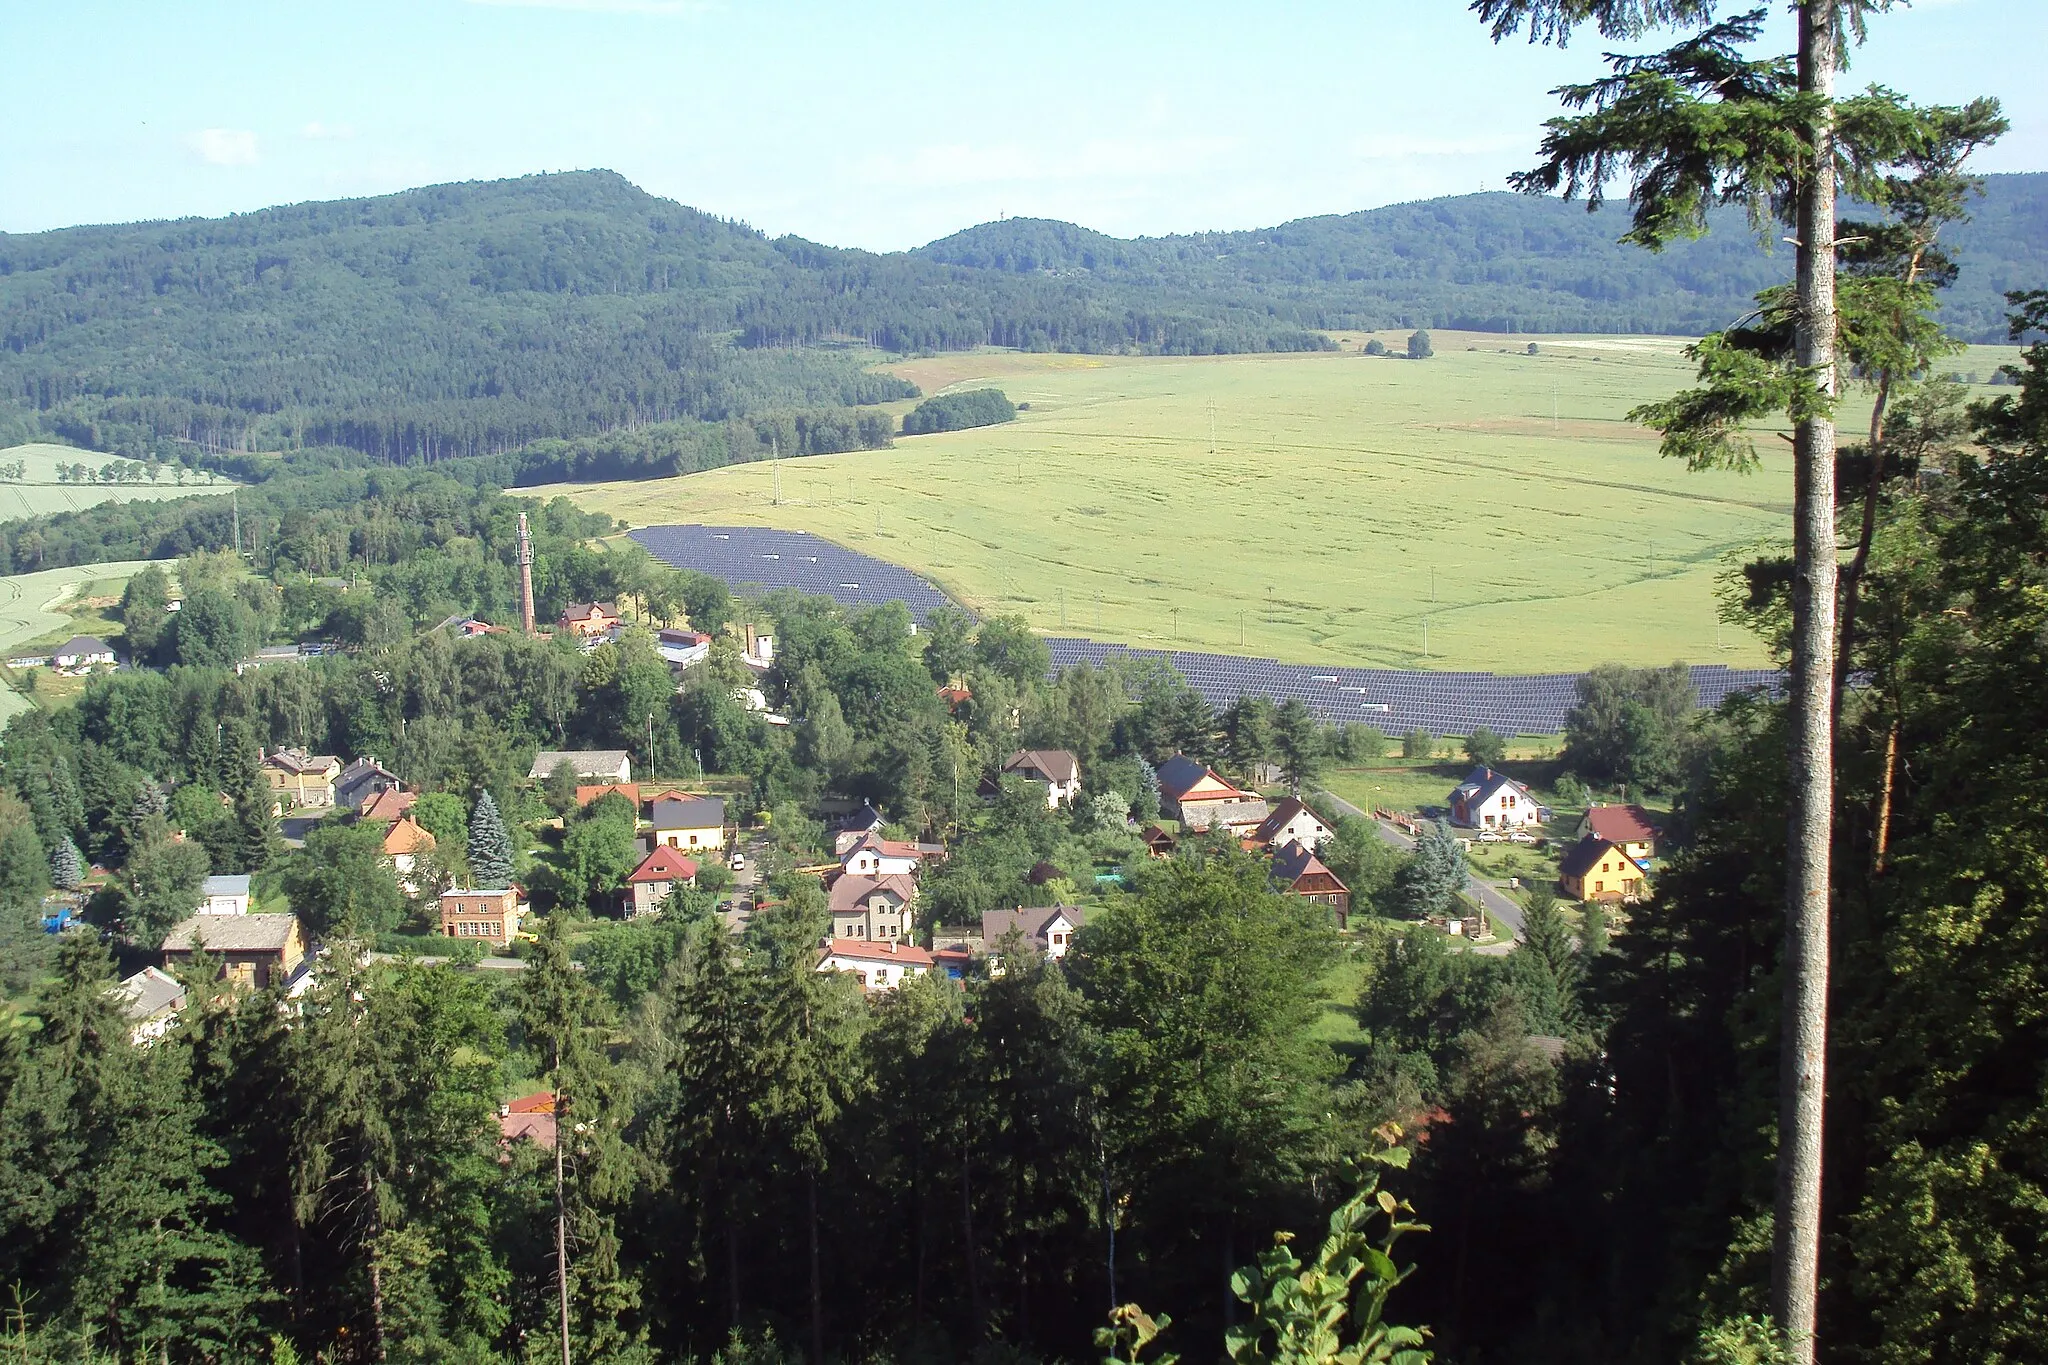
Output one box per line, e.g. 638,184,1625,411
536,335,2025,673
0,442,235,520
0,561,161,723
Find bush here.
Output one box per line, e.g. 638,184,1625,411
1407,329,1434,359
1401,728,1436,760
1363,339,1388,357
1464,726,1507,768
901,388,1016,436
373,932,486,965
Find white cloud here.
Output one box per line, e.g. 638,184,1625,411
188,128,259,166
300,121,355,140
463,0,713,13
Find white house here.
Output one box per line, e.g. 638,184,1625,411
199,874,251,916
655,629,712,669
981,905,1086,968
816,938,932,992
1252,796,1335,852
839,834,929,880
1000,749,1083,808
52,635,118,670
1448,767,1544,831
116,967,187,1044
530,750,632,784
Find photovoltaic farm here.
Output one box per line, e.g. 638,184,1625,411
632,522,1777,734
541,335,1939,673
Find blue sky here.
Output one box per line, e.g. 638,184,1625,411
3,0,2039,249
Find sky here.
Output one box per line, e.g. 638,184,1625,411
3,0,2042,251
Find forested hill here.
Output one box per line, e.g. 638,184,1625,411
3,169,2042,468
916,171,2048,342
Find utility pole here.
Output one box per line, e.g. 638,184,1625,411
231,488,241,557
1423,618,1429,659
1209,397,1217,455
1059,587,1066,630
772,435,782,506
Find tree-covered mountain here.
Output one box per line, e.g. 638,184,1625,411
2,169,2041,468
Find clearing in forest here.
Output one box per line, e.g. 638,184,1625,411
0,442,237,520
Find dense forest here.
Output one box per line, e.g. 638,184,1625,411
5,169,2041,469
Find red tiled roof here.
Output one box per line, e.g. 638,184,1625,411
1584,804,1660,844
358,788,418,824
820,938,934,966
381,816,436,856
576,783,641,808
628,845,699,883
507,1091,555,1114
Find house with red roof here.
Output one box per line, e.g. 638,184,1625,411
1155,754,1270,833
816,938,933,992
1577,804,1660,864
625,845,698,918
839,832,939,880
1272,841,1352,928
498,1091,556,1149
829,873,918,942
1252,796,1335,852
558,602,621,639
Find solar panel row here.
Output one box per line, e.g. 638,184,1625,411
629,524,1781,736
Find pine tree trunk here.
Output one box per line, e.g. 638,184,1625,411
808,1168,824,1365
365,1168,389,1363
556,1061,573,1365
1775,7,1839,1361
962,1137,983,1335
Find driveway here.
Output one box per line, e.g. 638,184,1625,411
1316,790,1527,942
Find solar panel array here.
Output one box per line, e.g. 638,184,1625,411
628,524,1780,735
1044,638,1780,738
629,525,957,623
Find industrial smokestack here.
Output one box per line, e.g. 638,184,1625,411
517,512,537,636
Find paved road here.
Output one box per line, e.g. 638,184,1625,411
1316,790,1527,943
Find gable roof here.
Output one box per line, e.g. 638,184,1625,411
530,749,631,781
576,783,641,809
336,756,399,792
651,796,725,829
1254,796,1332,846
1003,748,1080,784
381,816,436,856
1272,840,1347,891
266,748,340,776
1450,766,1534,808
117,966,186,1021
1584,804,1660,844
842,833,927,863
982,905,1085,945
163,913,301,954
628,845,699,884
1156,754,1245,803
1139,823,1177,849
1559,835,1626,881
828,873,918,917
560,602,619,623
358,788,418,824
831,803,886,834
821,938,934,967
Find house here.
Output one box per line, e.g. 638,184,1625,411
741,624,775,667
439,888,523,945
651,796,727,853
839,833,930,880
576,783,642,810
1139,824,1178,858
816,938,932,992
830,804,887,855
357,787,418,825
558,602,621,639
1272,841,1353,929
829,873,919,942
1559,835,1648,903
456,617,508,638
381,817,437,892
1578,804,1660,864
530,750,632,784
335,756,403,811
162,913,307,991
1155,754,1271,832
981,905,1086,963
1448,767,1543,831
499,1091,556,1149
52,635,118,670
655,629,712,668
1000,749,1083,808
263,748,341,809
625,845,698,918
1253,796,1335,852
116,966,186,1044
199,874,251,916
937,685,973,711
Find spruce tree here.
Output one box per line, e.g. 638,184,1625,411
1519,884,1580,1027
468,791,514,889
50,836,85,890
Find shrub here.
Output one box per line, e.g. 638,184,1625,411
1401,728,1436,760
1363,339,1387,357
1407,329,1434,359
901,388,1016,435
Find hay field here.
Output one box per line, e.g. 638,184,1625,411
0,561,160,723
536,335,2022,673
0,443,235,520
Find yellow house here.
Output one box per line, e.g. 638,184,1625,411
651,796,728,852
1559,835,1646,903
263,748,341,810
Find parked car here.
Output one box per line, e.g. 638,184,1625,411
1507,830,1537,844
729,852,746,872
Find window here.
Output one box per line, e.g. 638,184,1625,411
1595,880,1605,892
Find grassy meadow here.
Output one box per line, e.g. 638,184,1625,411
0,442,235,520
538,334,2023,674
0,561,159,722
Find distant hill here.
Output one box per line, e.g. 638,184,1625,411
2,169,2041,468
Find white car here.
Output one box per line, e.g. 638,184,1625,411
1507,830,1538,844
1476,831,1503,844
729,852,746,872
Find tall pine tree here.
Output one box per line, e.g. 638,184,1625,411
468,790,514,889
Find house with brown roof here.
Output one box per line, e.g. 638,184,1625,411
981,905,1086,964
1253,796,1335,852
381,816,437,893
357,787,418,825
625,845,698,918
1559,835,1647,903
829,873,918,942
839,833,935,880
1139,824,1178,858
499,1091,556,1149
439,888,524,945
816,938,932,992
1155,754,1270,833
1001,749,1083,808
576,783,642,810
1577,804,1660,863
558,602,621,639
1272,841,1352,928
162,913,308,991
263,748,341,810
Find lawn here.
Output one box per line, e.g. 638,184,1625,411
0,560,162,723
0,443,236,520
534,335,2026,674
